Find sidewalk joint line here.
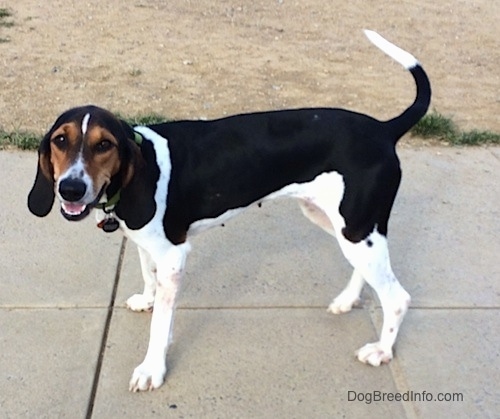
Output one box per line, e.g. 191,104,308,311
179,306,500,311
85,237,127,419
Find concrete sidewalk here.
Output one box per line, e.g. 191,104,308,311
0,147,498,418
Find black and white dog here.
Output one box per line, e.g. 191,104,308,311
28,30,431,391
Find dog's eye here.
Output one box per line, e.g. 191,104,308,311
94,139,114,153
51,135,67,149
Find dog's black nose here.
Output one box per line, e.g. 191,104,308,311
59,178,87,202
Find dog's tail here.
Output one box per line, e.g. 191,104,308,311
364,30,431,142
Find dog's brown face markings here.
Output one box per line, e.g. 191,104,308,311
84,125,122,194
47,119,122,197
46,122,81,179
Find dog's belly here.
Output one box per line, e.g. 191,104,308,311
186,170,345,237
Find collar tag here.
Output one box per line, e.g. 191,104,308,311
95,190,121,232
98,217,120,233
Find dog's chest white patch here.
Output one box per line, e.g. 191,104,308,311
119,126,173,259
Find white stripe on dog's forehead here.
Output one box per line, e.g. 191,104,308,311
81,113,91,135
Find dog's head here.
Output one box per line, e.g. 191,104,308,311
27,105,137,221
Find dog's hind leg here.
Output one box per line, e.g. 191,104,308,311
298,198,365,313
327,268,365,314
126,246,157,312
335,229,411,366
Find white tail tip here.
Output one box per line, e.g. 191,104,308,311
363,29,419,69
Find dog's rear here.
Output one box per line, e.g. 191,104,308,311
325,30,430,365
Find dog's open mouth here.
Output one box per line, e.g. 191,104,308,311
60,202,91,221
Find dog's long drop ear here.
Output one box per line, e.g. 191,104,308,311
114,122,159,230
27,134,55,217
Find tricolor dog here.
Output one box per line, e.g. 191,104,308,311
28,30,431,392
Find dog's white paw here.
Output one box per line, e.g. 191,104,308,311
327,293,360,314
355,342,393,366
129,362,166,392
126,294,154,312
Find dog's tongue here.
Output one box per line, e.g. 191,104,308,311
62,203,86,215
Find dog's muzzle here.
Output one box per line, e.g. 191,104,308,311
58,179,105,221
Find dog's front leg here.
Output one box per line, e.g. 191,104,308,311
129,243,190,392
126,246,157,312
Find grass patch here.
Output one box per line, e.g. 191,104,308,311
0,7,14,27
410,111,457,140
0,7,14,42
0,110,498,151
410,110,500,146
0,128,41,150
0,8,12,18
451,129,500,146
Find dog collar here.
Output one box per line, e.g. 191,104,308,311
96,190,121,212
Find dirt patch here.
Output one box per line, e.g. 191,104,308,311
0,0,498,137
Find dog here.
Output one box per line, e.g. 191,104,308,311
27,30,431,392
